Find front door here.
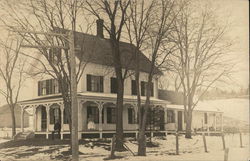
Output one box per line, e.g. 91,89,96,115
41,106,47,131
178,111,183,131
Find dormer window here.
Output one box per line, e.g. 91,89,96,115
87,74,104,92
48,48,61,64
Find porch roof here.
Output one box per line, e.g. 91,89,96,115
18,92,170,107
167,104,223,113
78,92,170,106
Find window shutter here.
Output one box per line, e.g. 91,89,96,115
141,81,145,96
151,82,154,97
111,77,117,93
58,80,61,93
49,79,53,94
63,109,66,124
38,81,41,96
102,108,104,123
128,108,132,124
87,74,91,91
46,80,50,95
107,108,111,123
59,108,61,123
51,79,54,94
63,109,69,124
100,76,104,92
131,80,137,95
50,109,54,124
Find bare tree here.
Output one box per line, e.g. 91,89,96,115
0,0,91,158
125,0,182,155
0,33,26,138
168,1,233,138
85,0,131,150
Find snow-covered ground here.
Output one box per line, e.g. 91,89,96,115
0,134,249,161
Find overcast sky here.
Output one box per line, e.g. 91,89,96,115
0,0,249,106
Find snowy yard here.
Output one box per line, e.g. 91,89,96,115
0,133,249,161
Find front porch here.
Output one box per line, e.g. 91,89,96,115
19,93,169,139
19,93,223,139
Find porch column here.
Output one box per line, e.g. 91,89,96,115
175,110,178,131
98,102,104,139
221,113,223,132
59,103,64,132
21,106,24,132
207,113,210,135
45,105,50,139
214,114,217,131
77,101,82,140
33,106,37,132
164,107,168,136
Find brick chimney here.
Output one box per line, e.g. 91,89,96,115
96,19,104,38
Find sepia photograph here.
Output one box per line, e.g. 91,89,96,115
0,0,248,160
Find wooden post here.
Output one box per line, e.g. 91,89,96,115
240,132,243,148
202,133,208,152
221,133,226,150
110,135,116,158
224,148,229,161
176,131,179,155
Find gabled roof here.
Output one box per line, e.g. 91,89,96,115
54,28,162,75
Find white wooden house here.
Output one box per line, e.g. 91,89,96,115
18,21,223,139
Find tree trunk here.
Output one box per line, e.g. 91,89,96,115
138,129,146,156
185,110,192,138
115,78,124,150
138,75,153,156
10,106,16,138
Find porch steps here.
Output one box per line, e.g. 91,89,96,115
14,131,35,140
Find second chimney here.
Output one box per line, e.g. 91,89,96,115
96,19,104,38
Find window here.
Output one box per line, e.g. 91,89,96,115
204,113,208,124
63,109,69,124
107,107,116,124
141,81,154,97
48,48,61,64
38,79,60,96
87,74,103,92
41,81,46,95
53,79,60,94
128,108,136,124
111,77,117,93
167,110,175,123
50,108,61,124
87,106,99,123
131,80,137,95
